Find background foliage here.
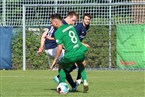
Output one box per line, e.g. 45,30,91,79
12,25,116,70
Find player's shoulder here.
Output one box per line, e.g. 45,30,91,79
59,24,74,33
62,20,68,25
48,25,53,29
61,24,71,28
75,23,83,29
48,25,55,30
76,23,83,26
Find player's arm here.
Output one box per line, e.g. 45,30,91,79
82,42,90,48
46,36,55,40
51,44,62,70
37,29,48,54
51,29,63,70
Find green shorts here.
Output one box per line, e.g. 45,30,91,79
59,53,85,71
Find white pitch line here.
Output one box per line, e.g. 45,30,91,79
1,76,25,78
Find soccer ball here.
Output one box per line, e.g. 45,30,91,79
57,82,69,94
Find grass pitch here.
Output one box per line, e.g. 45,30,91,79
0,70,144,97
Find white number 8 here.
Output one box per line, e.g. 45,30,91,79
69,31,77,44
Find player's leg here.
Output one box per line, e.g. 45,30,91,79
59,58,77,91
53,49,78,89
45,48,59,83
51,48,65,84
53,69,76,89
58,67,76,91
76,55,89,92
45,48,56,58
67,60,86,86
53,70,75,86
68,60,87,82
77,63,88,92
45,48,55,67
53,67,60,84
63,54,88,92
77,63,87,81
45,48,61,83
65,64,78,89
66,64,78,89
58,69,66,82
75,60,87,85
76,60,86,79
68,64,77,73
64,69,76,90
67,63,82,87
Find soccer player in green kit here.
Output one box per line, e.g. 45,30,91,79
50,13,89,92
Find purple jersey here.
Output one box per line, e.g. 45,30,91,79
75,23,90,42
45,26,57,49
45,20,68,49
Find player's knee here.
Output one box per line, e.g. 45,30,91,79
78,65,85,71
82,60,86,67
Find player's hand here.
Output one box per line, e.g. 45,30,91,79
46,36,55,40
46,36,51,39
37,47,43,54
50,60,56,70
83,43,90,48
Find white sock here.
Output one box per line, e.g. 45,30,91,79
76,79,82,84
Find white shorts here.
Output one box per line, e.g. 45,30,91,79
45,47,65,62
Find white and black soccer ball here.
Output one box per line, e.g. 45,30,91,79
57,82,69,94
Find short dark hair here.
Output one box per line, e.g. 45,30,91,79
66,11,78,18
50,13,62,20
83,13,91,19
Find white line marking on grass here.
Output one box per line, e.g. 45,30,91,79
1,76,25,78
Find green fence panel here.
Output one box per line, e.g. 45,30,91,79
116,24,145,69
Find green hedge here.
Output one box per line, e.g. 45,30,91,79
12,25,116,69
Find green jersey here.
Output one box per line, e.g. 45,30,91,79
54,24,88,57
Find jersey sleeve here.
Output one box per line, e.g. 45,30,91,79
47,26,51,36
47,26,56,37
54,29,63,45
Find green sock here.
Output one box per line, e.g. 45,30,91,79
80,69,87,80
59,69,66,82
78,66,87,80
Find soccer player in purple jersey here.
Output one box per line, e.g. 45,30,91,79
75,13,91,47
73,13,92,85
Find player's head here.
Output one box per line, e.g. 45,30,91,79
64,11,78,25
82,13,91,26
50,13,62,28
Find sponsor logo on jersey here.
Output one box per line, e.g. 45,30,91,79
62,26,73,33
73,44,79,48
